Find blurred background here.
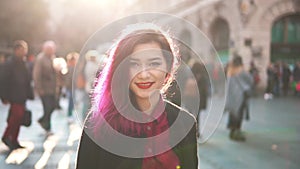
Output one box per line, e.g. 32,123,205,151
1,0,300,88
0,0,300,169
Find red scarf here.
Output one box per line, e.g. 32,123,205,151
103,98,180,169
141,100,180,169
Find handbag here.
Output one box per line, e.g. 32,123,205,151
22,109,32,127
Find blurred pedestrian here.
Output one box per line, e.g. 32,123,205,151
0,40,34,150
264,63,275,100
191,62,209,137
191,62,209,113
281,62,291,96
249,61,260,95
212,62,224,96
84,50,100,108
33,40,57,134
166,52,194,110
273,62,281,96
74,50,100,121
225,55,253,141
26,54,35,82
292,62,300,96
53,56,67,110
77,50,106,119
76,23,198,169
0,54,6,98
0,54,5,64
64,52,79,123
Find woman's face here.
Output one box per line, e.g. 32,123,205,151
129,42,168,101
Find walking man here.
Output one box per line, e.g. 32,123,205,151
1,40,33,150
33,41,57,134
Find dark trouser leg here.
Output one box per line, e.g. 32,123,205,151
2,103,24,147
282,82,289,96
67,90,74,117
227,100,246,141
227,113,243,130
40,95,55,131
55,86,62,109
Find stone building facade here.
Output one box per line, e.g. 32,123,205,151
130,0,300,88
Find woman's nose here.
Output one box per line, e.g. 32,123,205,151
137,67,150,79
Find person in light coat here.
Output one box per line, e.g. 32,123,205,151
225,55,253,141
33,41,57,133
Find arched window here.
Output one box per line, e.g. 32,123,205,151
210,18,230,63
271,14,300,64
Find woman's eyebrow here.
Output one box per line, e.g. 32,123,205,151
129,57,162,62
148,57,162,62
129,58,139,62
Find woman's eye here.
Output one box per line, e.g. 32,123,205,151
149,62,161,67
129,62,140,68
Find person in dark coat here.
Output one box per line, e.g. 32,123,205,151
264,63,275,99
191,62,208,137
0,54,6,98
76,23,198,169
191,62,208,112
281,62,291,96
1,40,34,150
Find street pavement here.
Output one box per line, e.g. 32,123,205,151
0,97,81,169
0,95,299,169
199,95,300,169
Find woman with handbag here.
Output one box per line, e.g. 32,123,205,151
0,40,34,150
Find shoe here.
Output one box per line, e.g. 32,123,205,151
229,129,235,139
38,117,44,122
38,119,50,131
229,130,246,142
2,137,15,150
45,131,54,137
13,142,25,149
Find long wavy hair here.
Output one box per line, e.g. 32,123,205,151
89,23,180,137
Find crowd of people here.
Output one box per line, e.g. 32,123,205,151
0,40,107,150
265,61,300,99
2,38,298,151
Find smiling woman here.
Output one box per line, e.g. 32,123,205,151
76,23,198,169
129,42,168,113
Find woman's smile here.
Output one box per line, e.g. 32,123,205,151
135,82,155,89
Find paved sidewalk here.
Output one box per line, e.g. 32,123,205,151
199,96,300,169
0,96,299,169
0,98,80,169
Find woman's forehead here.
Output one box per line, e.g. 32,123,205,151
130,42,164,61
132,42,161,53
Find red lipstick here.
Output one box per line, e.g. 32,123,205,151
135,82,154,89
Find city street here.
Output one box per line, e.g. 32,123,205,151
0,97,81,169
199,95,300,169
1,95,300,169
1,0,300,169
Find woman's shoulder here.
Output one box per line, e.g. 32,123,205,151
164,99,197,122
